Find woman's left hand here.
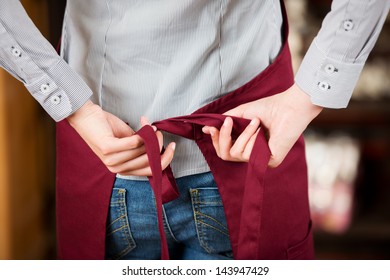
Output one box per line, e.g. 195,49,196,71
202,83,323,167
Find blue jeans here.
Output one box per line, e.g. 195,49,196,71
105,172,233,260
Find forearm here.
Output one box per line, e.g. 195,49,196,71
0,0,92,121
295,0,390,108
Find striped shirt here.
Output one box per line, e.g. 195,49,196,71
1,0,389,178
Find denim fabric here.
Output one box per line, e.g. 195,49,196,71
105,172,233,260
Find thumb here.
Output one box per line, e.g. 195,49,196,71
267,133,295,168
106,112,134,138
223,104,246,118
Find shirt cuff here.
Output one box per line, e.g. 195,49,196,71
295,40,365,109
25,59,92,122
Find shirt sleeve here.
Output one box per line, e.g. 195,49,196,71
295,0,390,109
0,0,92,121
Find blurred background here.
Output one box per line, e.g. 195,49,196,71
0,0,389,259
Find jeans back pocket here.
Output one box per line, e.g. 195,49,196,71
190,187,232,256
105,188,136,259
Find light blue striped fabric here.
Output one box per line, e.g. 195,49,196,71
296,0,390,108
0,0,92,121
62,0,283,179
1,0,389,178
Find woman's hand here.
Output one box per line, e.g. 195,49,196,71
202,84,322,167
67,100,176,176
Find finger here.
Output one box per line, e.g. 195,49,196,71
102,145,146,167
202,126,212,134
108,153,150,174
107,132,163,172
156,131,164,152
118,165,153,177
140,116,149,126
98,135,144,155
160,142,176,170
106,112,135,137
117,142,176,177
110,130,166,173
139,118,163,151
203,126,223,158
267,135,294,168
140,116,157,131
242,128,260,161
230,118,260,158
223,104,245,118
208,127,221,157
218,117,234,159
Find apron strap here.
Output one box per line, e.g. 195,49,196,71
237,129,270,258
137,114,271,259
136,125,172,260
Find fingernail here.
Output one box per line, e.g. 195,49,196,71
152,125,157,131
223,117,231,127
250,118,258,126
171,142,176,151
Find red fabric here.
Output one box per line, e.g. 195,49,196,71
56,120,115,260
56,0,314,260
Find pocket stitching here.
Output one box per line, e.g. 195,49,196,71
191,189,213,253
195,211,229,234
106,188,136,259
286,221,313,260
190,188,231,254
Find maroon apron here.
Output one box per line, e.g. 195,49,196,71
56,1,314,260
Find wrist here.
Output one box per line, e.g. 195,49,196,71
290,83,323,119
67,99,99,124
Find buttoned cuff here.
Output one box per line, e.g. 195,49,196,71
25,59,92,122
295,40,364,109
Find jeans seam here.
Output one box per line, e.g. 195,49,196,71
106,188,136,259
162,205,179,243
194,211,229,234
107,223,128,237
117,190,135,258
106,214,126,230
191,189,214,254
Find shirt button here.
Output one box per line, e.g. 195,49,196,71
11,47,22,57
318,81,331,91
40,83,51,94
50,95,61,105
324,64,336,74
343,20,354,31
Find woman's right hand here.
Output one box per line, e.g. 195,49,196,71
67,100,176,176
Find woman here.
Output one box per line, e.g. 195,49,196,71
1,0,388,259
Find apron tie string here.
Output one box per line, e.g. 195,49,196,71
137,114,271,259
